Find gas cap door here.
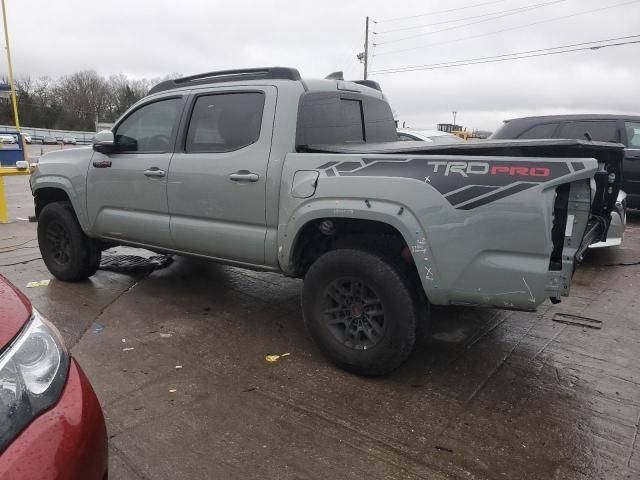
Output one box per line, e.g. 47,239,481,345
291,170,319,198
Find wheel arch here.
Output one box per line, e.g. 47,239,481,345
280,199,440,302
34,187,71,218
32,179,89,232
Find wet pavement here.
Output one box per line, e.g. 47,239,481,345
1,175,639,479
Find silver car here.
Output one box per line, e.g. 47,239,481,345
397,128,466,144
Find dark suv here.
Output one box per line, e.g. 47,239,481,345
492,114,640,208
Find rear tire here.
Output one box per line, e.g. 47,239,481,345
302,248,418,376
38,202,101,281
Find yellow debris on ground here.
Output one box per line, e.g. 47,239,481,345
265,352,291,363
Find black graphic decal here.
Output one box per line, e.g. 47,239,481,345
317,158,574,209
457,182,536,210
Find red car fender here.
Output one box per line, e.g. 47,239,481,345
0,360,108,480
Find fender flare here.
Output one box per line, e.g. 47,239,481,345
279,198,448,304
31,176,90,232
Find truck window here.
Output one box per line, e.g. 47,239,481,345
114,98,181,153
185,92,265,153
517,123,559,139
296,92,396,146
625,121,640,148
558,121,619,143
362,97,398,142
340,99,365,142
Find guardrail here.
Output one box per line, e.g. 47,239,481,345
0,124,98,145
0,167,30,224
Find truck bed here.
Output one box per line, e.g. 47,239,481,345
302,138,624,252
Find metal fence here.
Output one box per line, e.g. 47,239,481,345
0,125,98,145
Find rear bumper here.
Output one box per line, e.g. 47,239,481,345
0,359,108,480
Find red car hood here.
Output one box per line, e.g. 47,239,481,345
0,275,31,349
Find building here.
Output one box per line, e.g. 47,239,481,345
437,123,463,133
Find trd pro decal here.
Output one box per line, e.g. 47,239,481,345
317,158,582,209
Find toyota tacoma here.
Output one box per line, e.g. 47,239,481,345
30,67,624,375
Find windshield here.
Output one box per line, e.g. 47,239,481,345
625,122,640,148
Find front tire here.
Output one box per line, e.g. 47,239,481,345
38,202,101,281
302,249,418,376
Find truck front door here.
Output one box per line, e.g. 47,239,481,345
167,87,276,265
87,96,184,248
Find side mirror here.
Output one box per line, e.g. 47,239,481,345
93,130,114,154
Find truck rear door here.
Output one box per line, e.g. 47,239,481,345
167,86,277,265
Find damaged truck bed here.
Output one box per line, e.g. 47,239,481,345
289,138,623,310
301,138,624,298
30,67,624,374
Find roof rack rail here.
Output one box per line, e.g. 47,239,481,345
148,67,302,95
352,80,382,92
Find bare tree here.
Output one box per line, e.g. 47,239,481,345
0,71,159,131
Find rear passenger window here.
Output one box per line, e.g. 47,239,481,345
185,92,265,153
558,121,619,142
517,123,558,139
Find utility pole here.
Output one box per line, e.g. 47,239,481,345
452,111,457,127
1,0,20,135
363,16,369,80
1,0,27,161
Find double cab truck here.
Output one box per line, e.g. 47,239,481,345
30,67,624,375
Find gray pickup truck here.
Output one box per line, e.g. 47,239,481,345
30,67,624,375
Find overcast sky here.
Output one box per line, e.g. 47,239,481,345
4,0,640,131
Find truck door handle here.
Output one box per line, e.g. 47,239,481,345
143,168,166,178
92,160,112,168
229,171,259,182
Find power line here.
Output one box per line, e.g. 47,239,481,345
371,40,640,75
375,0,565,46
369,36,640,75
373,0,640,56
375,0,567,36
374,0,509,24
372,34,640,72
